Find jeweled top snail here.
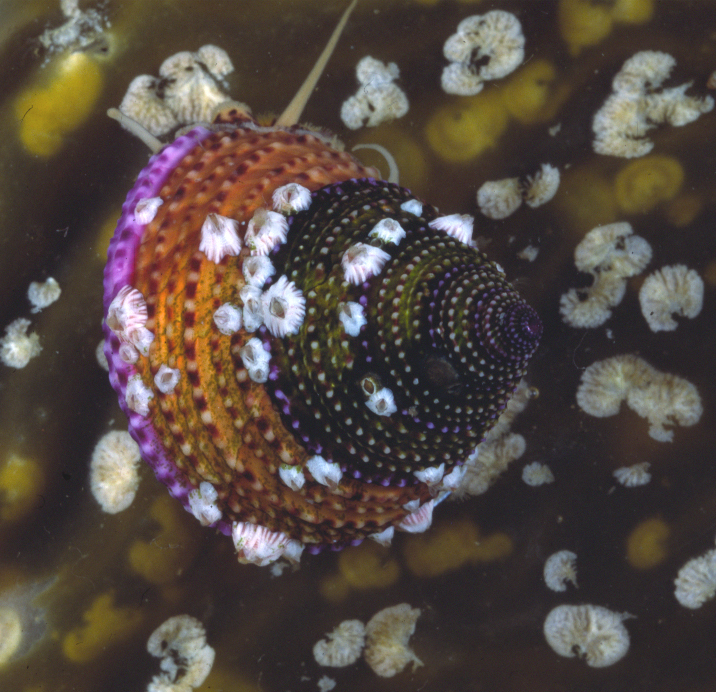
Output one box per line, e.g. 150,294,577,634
102,1,542,566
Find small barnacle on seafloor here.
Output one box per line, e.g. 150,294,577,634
338,302,366,337
544,550,578,592
38,0,108,57
441,11,525,96
576,354,703,442
187,482,222,526
146,615,215,692
133,197,163,225
613,462,651,487
524,163,561,208
27,277,61,313
245,209,288,256
317,676,336,692
272,183,312,214
522,461,555,486
231,521,302,566
341,243,391,284
90,430,141,514
242,255,275,287
260,276,306,338
364,603,423,678
614,155,684,214
543,604,631,667
213,303,243,336
120,46,234,136
517,245,539,262
154,364,181,394
340,57,408,130
674,548,716,609
0,318,41,369
313,619,366,668
639,264,704,332
560,222,652,328
125,374,154,416
477,164,560,220
593,51,714,158
477,178,522,220
199,213,242,264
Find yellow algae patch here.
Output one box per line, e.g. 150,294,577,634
611,0,654,24
0,607,22,666
555,167,618,235
14,52,103,157
665,193,702,228
197,667,260,692
425,90,508,163
0,454,44,523
338,541,400,590
128,494,199,584
626,517,671,569
319,572,352,604
501,59,561,125
403,518,512,578
614,155,684,214
62,591,142,663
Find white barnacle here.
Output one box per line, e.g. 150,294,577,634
245,208,288,255
199,213,242,264
133,196,163,225
524,163,560,208
239,284,264,332
213,303,243,335
242,254,275,287
543,550,578,592
674,548,716,609
27,277,61,313
477,178,522,219
441,11,525,96
522,461,554,486
364,603,423,678
187,481,222,526
639,264,704,332
272,183,312,214
279,464,305,492
369,526,395,547
106,285,148,336
154,364,181,394
313,619,366,668
365,387,397,416
231,521,293,566
146,615,215,691
127,325,155,357
341,243,391,285
397,499,434,533
413,463,445,487
543,604,631,668
429,213,474,245
369,218,406,245
260,276,306,337
239,337,270,383
440,463,467,492
306,455,343,490
613,462,651,487
90,430,141,514
118,342,139,364
125,374,154,416
338,302,366,337
0,318,41,369
400,199,423,216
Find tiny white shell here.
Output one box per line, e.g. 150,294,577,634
199,213,242,263
306,455,343,490
429,213,474,245
260,276,306,338
365,387,397,416
413,463,445,486
279,464,305,491
187,481,222,526
369,218,406,245
239,337,270,384
242,255,275,287
213,303,243,335
240,284,264,332
272,183,312,214
400,199,423,216
134,196,163,224
397,499,434,533
341,243,391,285
338,302,366,337
125,374,154,416
154,364,181,394
245,208,288,255
231,521,293,566
368,526,395,547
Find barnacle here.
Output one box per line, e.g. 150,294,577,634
544,550,578,592
364,603,423,678
638,265,704,332
89,430,142,514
